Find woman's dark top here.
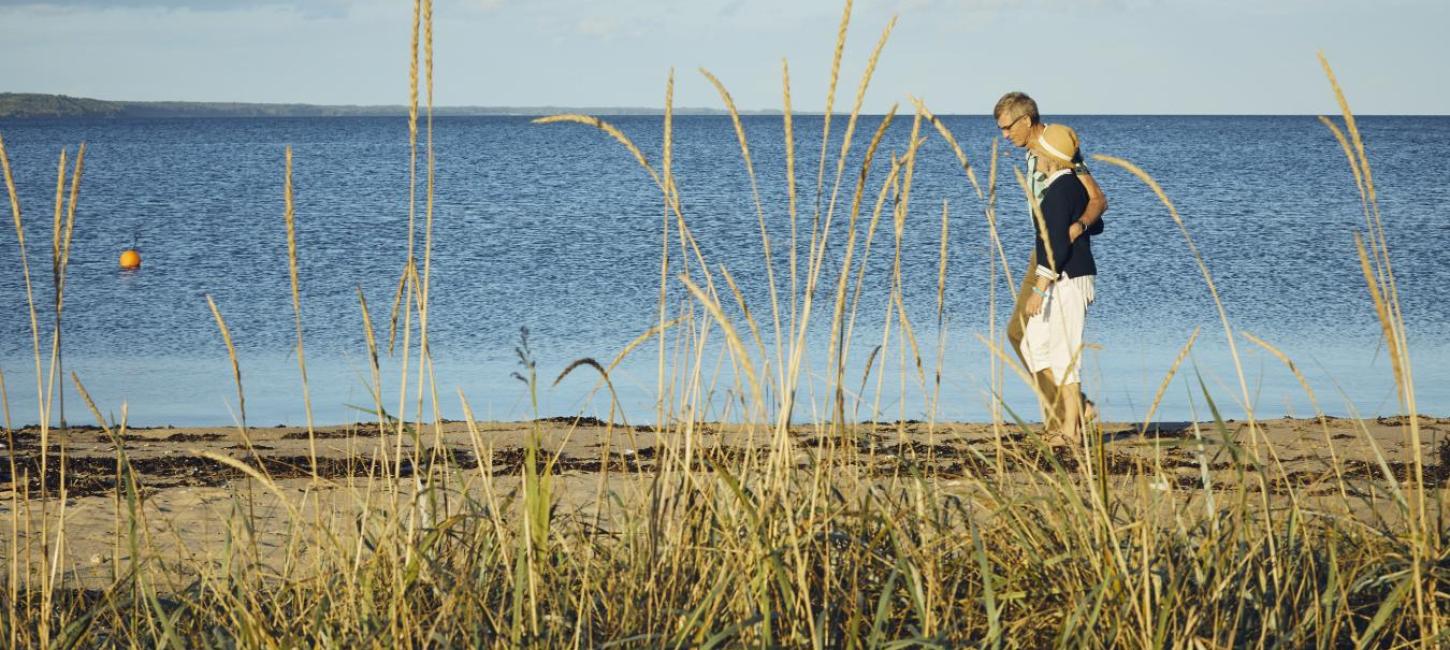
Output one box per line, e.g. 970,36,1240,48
1034,171,1097,280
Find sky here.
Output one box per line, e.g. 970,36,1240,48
1,0,1447,114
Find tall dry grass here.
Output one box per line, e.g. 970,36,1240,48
0,1,1445,647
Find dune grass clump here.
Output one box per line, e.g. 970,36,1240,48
1,0,1446,646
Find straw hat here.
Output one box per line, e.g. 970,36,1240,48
1035,123,1079,164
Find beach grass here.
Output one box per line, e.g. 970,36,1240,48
1,0,1446,646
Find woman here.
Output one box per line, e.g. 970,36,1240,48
1019,124,1097,446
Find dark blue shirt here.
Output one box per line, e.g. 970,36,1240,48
1034,171,1097,280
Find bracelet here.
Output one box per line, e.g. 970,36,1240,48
1032,286,1049,297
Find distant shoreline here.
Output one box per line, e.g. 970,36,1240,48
5,94,1443,120
0,92,781,119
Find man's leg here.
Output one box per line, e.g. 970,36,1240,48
1060,382,1082,442
1006,255,1034,367
1032,369,1053,431
1009,253,1059,421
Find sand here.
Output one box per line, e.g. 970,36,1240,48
2,414,1447,587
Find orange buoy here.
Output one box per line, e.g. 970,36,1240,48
119,249,141,270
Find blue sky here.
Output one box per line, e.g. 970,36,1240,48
1,0,1446,114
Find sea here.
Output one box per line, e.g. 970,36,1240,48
0,115,1446,427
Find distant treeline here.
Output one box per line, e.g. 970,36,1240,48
0,93,782,119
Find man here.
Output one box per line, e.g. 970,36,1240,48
993,91,1107,430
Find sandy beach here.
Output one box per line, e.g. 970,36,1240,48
4,414,1444,588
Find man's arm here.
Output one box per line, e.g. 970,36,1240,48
1069,172,1108,241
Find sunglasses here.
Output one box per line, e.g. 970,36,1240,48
997,114,1026,132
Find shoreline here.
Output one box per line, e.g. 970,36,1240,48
4,413,1444,505
3,411,1441,435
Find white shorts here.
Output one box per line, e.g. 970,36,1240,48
1019,272,1094,385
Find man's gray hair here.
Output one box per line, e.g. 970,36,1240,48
993,92,1040,125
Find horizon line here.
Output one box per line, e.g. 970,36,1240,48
3,93,1446,118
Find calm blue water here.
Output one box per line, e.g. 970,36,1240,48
1,115,1446,427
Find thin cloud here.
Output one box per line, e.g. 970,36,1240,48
0,0,290,8
0,0,354,18
0,0,502,18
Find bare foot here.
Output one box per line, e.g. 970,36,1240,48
1083,399,1098,424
